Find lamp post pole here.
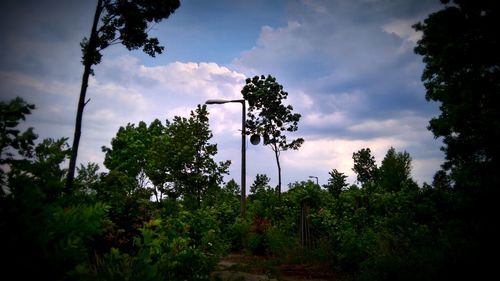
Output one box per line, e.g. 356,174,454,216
206,99,246,218
309,176,319,186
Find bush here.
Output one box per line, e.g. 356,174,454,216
75,214,223,281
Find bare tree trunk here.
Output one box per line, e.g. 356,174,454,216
274,147,282,199
65,0,103,193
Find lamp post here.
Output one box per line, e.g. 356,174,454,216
205,99,246,218
309,176,319,186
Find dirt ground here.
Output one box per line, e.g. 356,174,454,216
211,253,340,281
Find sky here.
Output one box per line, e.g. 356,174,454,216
0,0,446,190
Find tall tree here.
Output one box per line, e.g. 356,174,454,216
413,0,500,191
352,148,378,186
102,105,230,207
157,105,230,208
414,1,500,277
66,0,181,192
241,75,304,197
378,147,416,192
323,169,348,197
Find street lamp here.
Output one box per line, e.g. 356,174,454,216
205,99,246,218
309,176,319,186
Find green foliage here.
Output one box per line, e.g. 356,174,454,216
414,0,500,191
378,147,417,192
102,121,152,181
155,105,230,208
250,173,272,194
323,169,348,197
0,100,109,279
81,0,181,67
103,105,231,207
352,148,378,186
75,214,222,281
0,97,37,188
414,1,499,278
75,162,102,196
6,94,494,280
226,217,251,252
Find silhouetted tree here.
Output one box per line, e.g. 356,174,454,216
66,0,181,192
323,169,348,197
414,1,500,278
242,75,304,198
352,148,378,186
378,147,416,192
414,0,500,192
432,170,451,190
1,98,37,190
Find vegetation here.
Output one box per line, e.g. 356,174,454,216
412,0,499,278
1,0,497,280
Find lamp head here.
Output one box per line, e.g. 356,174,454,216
205,99,229,104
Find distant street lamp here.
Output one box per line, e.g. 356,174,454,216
205,99,246,218
309,176,319,186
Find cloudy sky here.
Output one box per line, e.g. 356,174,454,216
0,0,445,189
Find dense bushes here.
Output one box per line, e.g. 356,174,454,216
1,97,490,280
0,98,228,280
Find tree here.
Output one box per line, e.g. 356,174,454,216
241,75,304,197
75,162,102,194
413,0,500,192
250,174,272,194
66,0,181,192
432,170,451,190
102,105,230,207
0,98,108,280
352,148,378,186
223,179,241,197
414,1,500,277
157,105,231,208
323,169,348,197
102,121,159,184
377,147,416,192
1,97,38,192
0,98,37,159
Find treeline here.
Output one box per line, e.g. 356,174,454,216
0,96,488,281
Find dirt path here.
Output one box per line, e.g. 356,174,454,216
211,254,338,281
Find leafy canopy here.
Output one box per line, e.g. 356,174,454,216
414,0,500,189
324,169,348,197
241,75,304,194
352,148,378,186
242,75,304,152
102,105,230,206
82,0,181,67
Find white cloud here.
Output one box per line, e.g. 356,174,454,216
382,18,423,53
2,54,249,174
382,18,422,44
281,136,407,185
